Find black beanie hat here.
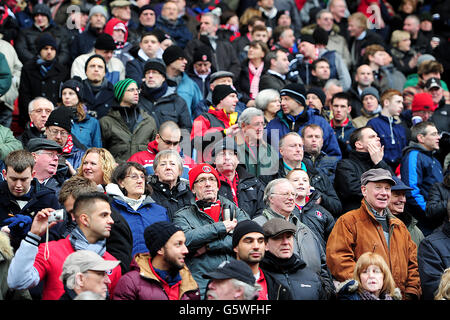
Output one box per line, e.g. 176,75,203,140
280,83,307,107
212,84,237,105
33,3,51,19
60,78,83,101
300,33,315,45
307,86,326,107
143,58,166,78
162,45,188,66
95,33,116,51
144,221,183,257
313,27,329,46
192,46,212,64
45,107,73,132
232,220,264,248
36,33,58,52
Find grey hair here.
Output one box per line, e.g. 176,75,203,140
28,97,54,113
238,107,264,126
203,11,220,26
255,89,280,111
230,278,262,300
263,178,291,206
324,79,342,90
316,9,332,21
279,132,302,148
153,149,184,173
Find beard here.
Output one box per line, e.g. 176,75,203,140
163,252,185,271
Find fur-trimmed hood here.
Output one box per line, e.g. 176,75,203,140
0,231,13,261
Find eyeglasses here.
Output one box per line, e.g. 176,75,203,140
272,192,297,198
126,87,141,94
47,128,69,137
194,177,217,185
125,174,146,181
159,135,182,146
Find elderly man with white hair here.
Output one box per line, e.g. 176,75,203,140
19,97,54,148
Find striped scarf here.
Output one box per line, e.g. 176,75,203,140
248,61,264,100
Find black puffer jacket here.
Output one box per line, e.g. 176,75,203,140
217,165,265,219
260,251,328,300
148,176,194,221
425,174,450,231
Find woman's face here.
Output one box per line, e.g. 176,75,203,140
62,88,79,107
82,152,104,185
154,154,181,186
266,98,281,115
397,37,411,52
360,264,384,297
247,44,265,61
119,166,146,200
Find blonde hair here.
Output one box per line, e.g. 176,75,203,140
76,148,117,185
353,252,397,297
435,268,450,300
390,30,410,48
348,12,367,30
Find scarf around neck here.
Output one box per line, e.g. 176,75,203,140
248,61,264,100
70,226,107,257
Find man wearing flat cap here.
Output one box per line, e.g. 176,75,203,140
266,82,342,159
204,259,260,300
112,221,200,300
173,163,249,296
0,149,60,251
259,218,328,300
326,167,422,300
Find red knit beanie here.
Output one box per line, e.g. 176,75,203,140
411,92,435,112
189,163,221,190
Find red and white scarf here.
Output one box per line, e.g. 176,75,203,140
62,134,74,154
248,61,264,100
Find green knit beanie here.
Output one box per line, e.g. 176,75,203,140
114,78,137,103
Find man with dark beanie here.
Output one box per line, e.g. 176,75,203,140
18,33,69,128
112,221,201,300
100,78,157,162
191,84,240,162
232,220,292,300
266,82,342,158
137,58,192,130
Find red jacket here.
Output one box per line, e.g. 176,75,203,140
34,237,121,300
112,253,200,300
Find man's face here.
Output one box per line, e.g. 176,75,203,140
218,93,238,113
200,15,218,36
81,270,111,299
403,17,419,36
144,69,165,88
302,127,323,156
140,35,160,58
369,51,387,67
33,149,59,178
277,14,291,27
156,128,181,151
211,77,233,89
299,41,315,59
46,125,69,147
361,181,392,212
139,9,156,27
34,13,49,28
206,278,240,300
170,57,188,73
307,93,324,112
234,232,265,265
3,167,34,197
258,0,274,10
40,45,56,62
317,12,334,31
330,0,347,19
112,29,126,43
357,128,381,152
242,115,265,142
428,87,444,105
281,95,302,116
214,150,239,175
192,172,219,202
280,134,304,163
193,61,211,75
273,51,290,74
269,181,296,216
362,94,379,113
162,2,178,21
85,58,106,84
90,13,106,29
331,97,351,122
252,30,269,43
279,29,295,49
29,100,53,131
388,190,406,215
161,231,189,270
121,82,140,106
312,61,330,80
63,195,76,220
384,95,403,117
83,200,114,240
113,6,131,21
95,49,114,63
355,65,374,87
266,232,294,259
418,125,440,151
348,18,363,38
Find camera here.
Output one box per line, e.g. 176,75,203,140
48,209,65,223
